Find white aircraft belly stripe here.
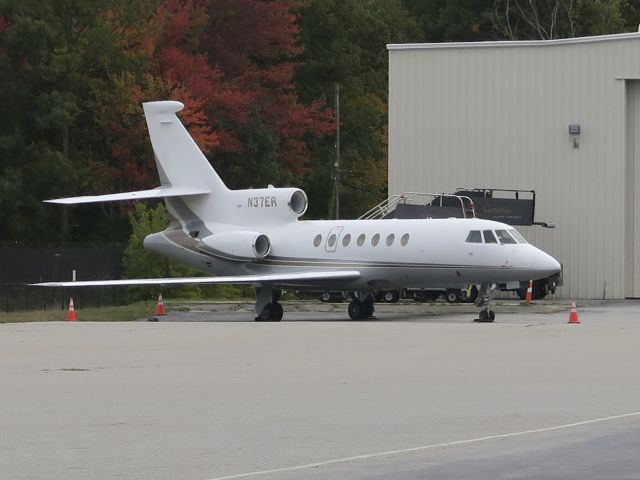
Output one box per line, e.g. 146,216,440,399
192,248,516,270
264,253,505,268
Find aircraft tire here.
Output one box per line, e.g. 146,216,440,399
474,309,495,323
532,281,549,300
364,301,375,318
272,302,283,321
348,300,361,320
257,303,282,322
466,285,479,303
383,291,400,303
446,290,460,303
348,300,363,320
516,281,549,300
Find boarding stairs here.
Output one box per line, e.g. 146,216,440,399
358,192,476,221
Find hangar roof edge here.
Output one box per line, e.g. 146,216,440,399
387,31,640,50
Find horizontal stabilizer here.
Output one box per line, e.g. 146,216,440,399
32,270,361,288
44,185,211,205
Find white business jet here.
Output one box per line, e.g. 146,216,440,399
37,100,561,322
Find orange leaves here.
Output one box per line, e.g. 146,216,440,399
150,0,333,181
170,87,220,154
89,0,333,191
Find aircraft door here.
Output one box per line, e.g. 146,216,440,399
325,226,344,253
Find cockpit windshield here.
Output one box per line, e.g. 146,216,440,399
495,230,517,244
483,230,498,243
508,229,528,243
465,228,528,244
465,230,482,243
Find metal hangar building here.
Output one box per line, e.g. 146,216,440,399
387,32,640,300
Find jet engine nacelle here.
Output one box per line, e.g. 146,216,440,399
199,231,271,261
226,187,308,224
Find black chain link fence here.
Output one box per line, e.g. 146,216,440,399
0,243,126,312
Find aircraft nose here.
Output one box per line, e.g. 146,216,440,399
535,250,561,276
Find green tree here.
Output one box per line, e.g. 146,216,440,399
402,0,496,42
490,0,630,40
296,0,421,219
0,0,336,244
122,202,248,300
123,202,201,300
0,0,161,243
122,202,169,281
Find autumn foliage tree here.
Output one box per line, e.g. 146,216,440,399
0,0,334,243
0,0,163,242
152,0,334,189
2,0,636,244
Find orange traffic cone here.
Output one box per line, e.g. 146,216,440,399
568,301,580,324
155,294,167,316
65,297,78,321
524,280,533,304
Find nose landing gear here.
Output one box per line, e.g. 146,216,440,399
473,283,495,323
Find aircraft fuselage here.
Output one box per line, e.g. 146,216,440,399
145,217,560,291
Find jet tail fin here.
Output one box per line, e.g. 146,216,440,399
143,101,227,195
45,101,230,232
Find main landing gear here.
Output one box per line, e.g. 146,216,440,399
253,288,376,321
348,292,375,320
473,282,495,322
254,286,283,322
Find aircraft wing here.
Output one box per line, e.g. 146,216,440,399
32,270,361,288
44,185,211,205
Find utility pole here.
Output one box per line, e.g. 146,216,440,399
61,122,70,243
334,83,341,220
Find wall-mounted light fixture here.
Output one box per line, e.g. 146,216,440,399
569,123,581,148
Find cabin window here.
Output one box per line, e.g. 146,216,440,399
357,234,366,246
466,230,482,243
495,229,517,244
401,233,410,246
483,230,498,243
342,234,352,247
509,229,528,243
371,234,380,246
328,234,337,248
313,234,322,247
386,233,395,246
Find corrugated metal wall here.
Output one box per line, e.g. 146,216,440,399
388,34,640,299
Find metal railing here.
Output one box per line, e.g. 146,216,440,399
358,192,476,220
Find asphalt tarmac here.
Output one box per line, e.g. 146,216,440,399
2,301,640,479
